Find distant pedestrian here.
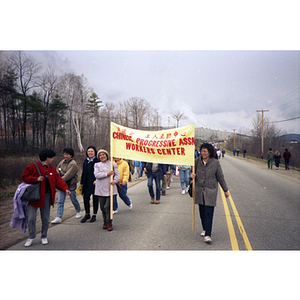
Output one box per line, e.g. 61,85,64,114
80,146,100,223
195,147,200,158
143,162,167,204
113,158,132,214
243,149,247,158
236,149,240,156
166,165,175,190
178,165,191,194
222,149,225,158
133,160,142,180
190,143,230,243
22,148,71,247
274,150,281,170
217,149,221,160
267,148,274,169
52,148,81,224
233,148,236,156
94,149,120,231
283,148,292,170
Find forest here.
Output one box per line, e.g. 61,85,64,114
0,51,163,155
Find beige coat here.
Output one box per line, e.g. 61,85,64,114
56,159,78,189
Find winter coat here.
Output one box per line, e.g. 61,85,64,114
194,157,228,207
142,162,167,180
22,161,69,208
81,157,100,195
56,158,78,189
283,151,291,161
267,151,274,160
274,154,281,164
115,159,130,185
10,182,31,233
94,160,120,197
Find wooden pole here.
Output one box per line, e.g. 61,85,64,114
110,159,113,220
192,165,195,231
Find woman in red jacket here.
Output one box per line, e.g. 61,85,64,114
22,148,70,247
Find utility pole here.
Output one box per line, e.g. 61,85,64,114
232,129,236,149
256,109,269,159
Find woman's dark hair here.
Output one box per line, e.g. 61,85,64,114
39,148,56,161
200,143,215,158
63,148,74,158
86,146,97,157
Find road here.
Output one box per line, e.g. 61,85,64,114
7,155,300,251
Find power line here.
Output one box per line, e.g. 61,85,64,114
271,116,300,123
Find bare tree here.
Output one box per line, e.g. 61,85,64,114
172,110,187,128
8,51,41,152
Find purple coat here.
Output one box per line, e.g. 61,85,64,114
10,182,31,233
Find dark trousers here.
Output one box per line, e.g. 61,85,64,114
98,196,112,222
199,204,215,237
83,193,99,215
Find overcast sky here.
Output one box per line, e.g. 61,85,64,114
3,2,300,134
29,50,300,134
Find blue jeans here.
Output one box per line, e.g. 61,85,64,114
147,170,161,200
27,193,51,239
285,160,290,170
179,169,190,190
57,188,81,218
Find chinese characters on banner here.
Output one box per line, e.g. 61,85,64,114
110,122,195,166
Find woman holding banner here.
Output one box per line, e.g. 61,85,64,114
190,143,230,243
94,149,120,231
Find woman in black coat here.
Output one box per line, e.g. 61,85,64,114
80,146,100,223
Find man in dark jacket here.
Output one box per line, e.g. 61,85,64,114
142,162,167,204
283,149,292,170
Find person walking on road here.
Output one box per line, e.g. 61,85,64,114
94,149,120,231
80,146,100,223
267,148,274,169
133,160,141,180
113,157,133,214
22,148,71,247
283,148,292,170
274,150,281,170
190,143,230,243
178,165,191,195
143,162,167,204
52,148,81,224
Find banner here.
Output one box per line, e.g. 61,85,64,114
111,122,195,166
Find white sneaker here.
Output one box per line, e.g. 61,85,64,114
185,187,189,193
167,186,170,190
41,238,48,245
76,212,82,218
204,236,212,243
181,190,185,195
129,203,133,209
51,217,62,224
200,230,206,237
113,210,118,214
24,238,34,247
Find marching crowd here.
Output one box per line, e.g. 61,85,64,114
11,143,240,247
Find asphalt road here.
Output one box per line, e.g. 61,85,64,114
7,155,300,251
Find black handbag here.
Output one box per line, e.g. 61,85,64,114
21,163,41,202
188,178,193,197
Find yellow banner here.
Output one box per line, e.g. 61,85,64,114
110,122,195,166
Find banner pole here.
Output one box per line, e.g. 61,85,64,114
192,165,195,231
110,159,113,220
110,122,113,220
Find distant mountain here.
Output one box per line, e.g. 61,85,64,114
280,134,300,142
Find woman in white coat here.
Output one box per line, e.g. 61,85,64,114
94,149,119,231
